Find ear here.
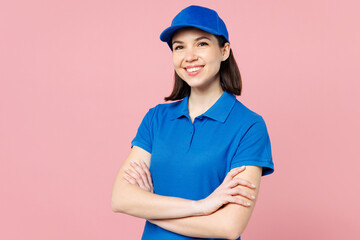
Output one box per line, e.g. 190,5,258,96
221,42,231,61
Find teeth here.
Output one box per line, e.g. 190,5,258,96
186,67,203,72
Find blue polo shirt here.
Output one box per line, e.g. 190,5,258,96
130,90,274,240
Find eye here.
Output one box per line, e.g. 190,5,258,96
198,42,208,47
174,45,183,50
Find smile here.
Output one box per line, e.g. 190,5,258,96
184,66,204,76
186,67,203,72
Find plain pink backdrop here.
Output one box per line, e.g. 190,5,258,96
1,0,359,239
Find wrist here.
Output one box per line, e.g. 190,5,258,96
191,200,204,216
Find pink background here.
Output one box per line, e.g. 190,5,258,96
1,0,359,239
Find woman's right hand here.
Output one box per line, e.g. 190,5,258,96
197,166,257,216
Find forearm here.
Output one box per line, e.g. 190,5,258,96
147,166,263,240
111,181,202,219
148,206,232,239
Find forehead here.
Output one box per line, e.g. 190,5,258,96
171,27,215,41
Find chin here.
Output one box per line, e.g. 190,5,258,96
183,79,203,86
186,82,212,90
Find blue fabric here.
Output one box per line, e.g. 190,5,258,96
130,90,274,240
160,5,230,50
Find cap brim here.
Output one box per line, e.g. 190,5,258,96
160,24,222,48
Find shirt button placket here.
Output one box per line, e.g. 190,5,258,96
186,115,199,150
188,119,197,148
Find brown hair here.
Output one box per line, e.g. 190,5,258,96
164,34,242,101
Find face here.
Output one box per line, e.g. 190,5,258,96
171,27,230,91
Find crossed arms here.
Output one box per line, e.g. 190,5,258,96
111,145,262,239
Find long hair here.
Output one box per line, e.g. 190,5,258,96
164,34,242,101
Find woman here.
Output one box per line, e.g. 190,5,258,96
111,5,274,240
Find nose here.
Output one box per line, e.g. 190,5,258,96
184,47,198,62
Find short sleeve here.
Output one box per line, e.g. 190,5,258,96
130,106,156,154
230,116,274,176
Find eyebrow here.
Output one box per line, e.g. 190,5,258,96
172,36,211,46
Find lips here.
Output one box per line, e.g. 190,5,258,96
184,65,205,72
184,65,204,76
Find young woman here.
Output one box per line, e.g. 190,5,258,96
111,5,275,240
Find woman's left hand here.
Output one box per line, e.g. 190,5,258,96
123,160,154,193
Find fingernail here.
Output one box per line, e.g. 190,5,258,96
251,195,255,199
251,184,256,188
247,202,251,206
130,160,134,164
124,168,129,171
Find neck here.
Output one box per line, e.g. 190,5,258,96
188,81,224,115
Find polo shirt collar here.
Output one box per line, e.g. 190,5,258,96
169,90,236,123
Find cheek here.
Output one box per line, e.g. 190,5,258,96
172,56,183,76
172,54,181,68
207,53,222,69
208,50,221,62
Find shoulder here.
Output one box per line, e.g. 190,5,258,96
230,99,266,129
142,100,177,114
155,99,182,111
147,99,184,118
136,99,184,129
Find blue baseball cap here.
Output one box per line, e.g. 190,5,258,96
160,5,230,50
